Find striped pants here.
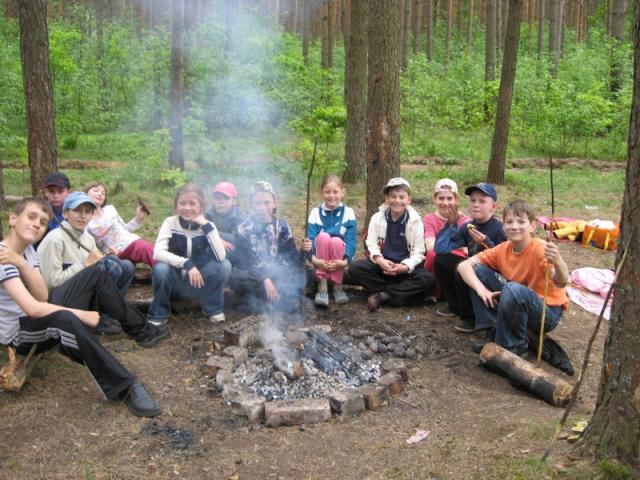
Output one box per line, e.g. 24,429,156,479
12,311,135,400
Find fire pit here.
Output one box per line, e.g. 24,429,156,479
204,315,412,427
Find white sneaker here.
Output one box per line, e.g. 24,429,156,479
208,313,226,323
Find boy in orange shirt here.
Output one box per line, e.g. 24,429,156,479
457,200,569,356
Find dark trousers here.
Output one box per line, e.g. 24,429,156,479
229,266,304,314
49,264,151,339
349,259,433,306
433,253,474,320
12,311,135,399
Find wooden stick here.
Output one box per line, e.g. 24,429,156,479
392,396,420,409
300,138,318,313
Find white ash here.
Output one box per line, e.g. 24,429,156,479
231,355,382,401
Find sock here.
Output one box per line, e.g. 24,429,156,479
318,278,328,293
333,284,344,294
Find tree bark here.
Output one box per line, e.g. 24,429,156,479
412,0,421,54
609,0,627,95
17,0,58,196
426,0,434,59
366,0,401,224
467,0,474,48
343,0,368,184
536,0,544,62
169,0,185,170
402,0,411,69
487,0,522,185
302,0,312,66
5,0,16,17
444,0,452,73
485,0,497,81
500,0,509,50
579,0,640,464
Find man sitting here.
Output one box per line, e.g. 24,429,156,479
1,198,161,416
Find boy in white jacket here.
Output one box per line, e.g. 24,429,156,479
349,178,433,311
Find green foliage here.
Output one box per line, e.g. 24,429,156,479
597,460,632,480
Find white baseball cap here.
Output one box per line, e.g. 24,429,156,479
383,177,411,195
434,178,459,194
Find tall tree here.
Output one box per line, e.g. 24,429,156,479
579,0,640,463
302,0,312,66
609,0,627,95
487,0,523,184
536,0,544,62
412,0,421,54
485,0,497,82
402,0,411,69
169,0,185,170
467,0,474,48
366,0,401,223
321,0,334,68
343,0,368,183
17,0,58,195
426,0,434,59
444,0,453,73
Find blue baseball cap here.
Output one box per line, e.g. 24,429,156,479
63,191,97,211
464,182,498,201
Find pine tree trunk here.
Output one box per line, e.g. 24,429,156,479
169,0,185,170
327,0,334,67
467,0,474,48
609,0,627,95
579,0,640,463
426,0,434,59
496,0,501,57
17,0,58,195
402,0,411,69
536,0,544,61
321,0,330,67
303,0,311,66
5,0,16,17
343,0,368,184
444,0,452,73
366,0,401,224
412,0,421,54
501,0,509,49
485,0,497,81
487,0,522,185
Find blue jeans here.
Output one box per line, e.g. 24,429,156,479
97,255,134,295
147,259,231,323
470,265,564,348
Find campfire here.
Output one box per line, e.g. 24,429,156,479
205,315,412,427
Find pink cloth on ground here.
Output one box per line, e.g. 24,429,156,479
118,238,157,266
570,267,614,298
315,231,346,284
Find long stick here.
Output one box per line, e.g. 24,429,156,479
537,156,555,366
300,138,318,312
541,248,627,462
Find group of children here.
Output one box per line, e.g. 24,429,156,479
0,170,569,417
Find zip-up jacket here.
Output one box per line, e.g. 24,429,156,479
306,203,357,262
434,216,507,256
364,204,425,273
37,220,96,289
153,216,226,272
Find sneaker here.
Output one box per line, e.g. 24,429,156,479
315,291,329,308
333,288,349,305
454,319,489,334
136,323,170,348
122,381,161,417
424,296,438,305
208,313,226,323
367,293,383,312
94,317,122,336
436,306,457,317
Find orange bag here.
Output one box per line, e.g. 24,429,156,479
582,220,619,251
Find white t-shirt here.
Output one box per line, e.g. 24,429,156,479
0,245,38,345
86,205,140,252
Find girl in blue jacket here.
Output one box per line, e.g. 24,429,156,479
302,175,357,307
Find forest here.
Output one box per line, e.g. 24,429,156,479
1,0,639,479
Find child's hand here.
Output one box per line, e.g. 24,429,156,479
386,263,409,276
325,259,348,271
477,287,500,308
445,205,459,225
312,257,329,271
106,245,119,255
468,227,487,245
192,214,209,226
302,238,312,252
222,240,235,252
544,241,561,264
264,278,279,302
76,310,100,328
135,204,147,223
0,248,27,270
188,266,204,288
84,249,104,267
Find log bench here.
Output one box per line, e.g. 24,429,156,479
0,344,40,392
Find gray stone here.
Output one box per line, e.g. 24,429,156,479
228,392,266,423
377,371,405,395
359,384,389,411
264,399,332,427
328,389,365,416
205,355,233,377
222,346,249,366
382,359,409,381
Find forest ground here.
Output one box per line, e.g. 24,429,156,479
0,152,625,480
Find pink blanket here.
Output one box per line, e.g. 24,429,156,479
567,268,615,320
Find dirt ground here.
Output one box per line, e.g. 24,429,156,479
0,241,618,480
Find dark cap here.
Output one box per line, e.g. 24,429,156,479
464,182,498,201
44,172,70,190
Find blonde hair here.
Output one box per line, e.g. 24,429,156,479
174,182,206,209
320,174,343,191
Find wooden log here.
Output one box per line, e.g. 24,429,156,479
0,345,40,392
479,342,573,407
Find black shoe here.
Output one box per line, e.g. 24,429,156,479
472,340,490,353
136,323,170,348
454,319,490,334
436,306,457,317
94,317,122,336
505,344,530,358
367,293,382,312
122,381,161,417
